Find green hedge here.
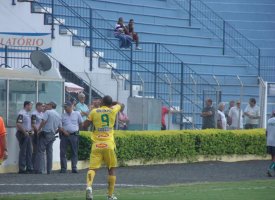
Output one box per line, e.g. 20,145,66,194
77,129,266,164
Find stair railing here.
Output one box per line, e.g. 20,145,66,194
170,0,262,75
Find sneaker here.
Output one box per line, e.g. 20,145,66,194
86,187,93,200
72,169,78,173
107,195,118,200
135,46,142,50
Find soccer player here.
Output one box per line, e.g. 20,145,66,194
83,95,121,200
0,116,8,164
266,111,275,177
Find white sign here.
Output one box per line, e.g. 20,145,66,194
0,32,51,52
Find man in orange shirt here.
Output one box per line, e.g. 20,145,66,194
0,116,8,164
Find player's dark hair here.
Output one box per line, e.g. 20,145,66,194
102,95,113,106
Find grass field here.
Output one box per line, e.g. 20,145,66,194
1,179,275,200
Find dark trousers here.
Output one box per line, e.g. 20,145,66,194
244,124,258,129
16,131,32,171
31,133,38,171
36,131,55,174
60,134,79,171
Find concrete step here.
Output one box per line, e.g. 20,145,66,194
227,20,275,30
59,26,78,35
72,38,90,47
31,3,52,13
205,2,275,13
88,1,184,18
218,11,275,22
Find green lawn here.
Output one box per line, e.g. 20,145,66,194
1,180,275,200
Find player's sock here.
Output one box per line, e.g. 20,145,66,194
87,170,96,187
108,175,116,196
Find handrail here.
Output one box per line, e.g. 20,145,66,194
170,0,261,73
32,0,218,129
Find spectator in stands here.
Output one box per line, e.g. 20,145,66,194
114,17,132,49
225,100,234,127
217,102,227,130
118,104,129,130
244,98,260,129
75,93,90,130
0,116,8,164
266,110,275,177
200,98,215,129
228,100,243,129
127,19,142,50
89,98,102,111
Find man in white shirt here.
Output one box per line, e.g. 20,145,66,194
217,102,227,130
228,100,243,129
266,111,275,177
244,98,260,129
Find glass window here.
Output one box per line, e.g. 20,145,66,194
0,80,7,123
38,81,64,114
8,80,37,127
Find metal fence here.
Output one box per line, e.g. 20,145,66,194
30,0,219,129
171,0,262,74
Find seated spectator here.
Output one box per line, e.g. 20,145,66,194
118,104,129,130
114,17,132,49
127,19,142,50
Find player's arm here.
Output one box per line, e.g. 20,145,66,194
83,110,93,129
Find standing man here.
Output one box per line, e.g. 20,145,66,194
244,98,260,129
266,111,275,177
31,102,45,172
16,101,34,173
59,101,83,173
228,100,243,129
217,102,227,130
75,93,90,130
200,98,215,129
0,116,8,164
84,95,121,200
225,100,235,126
37,101,61,174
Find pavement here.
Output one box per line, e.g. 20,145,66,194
0,160,272,194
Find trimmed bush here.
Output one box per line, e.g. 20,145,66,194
77,129,266,164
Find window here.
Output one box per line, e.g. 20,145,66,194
38,81,64,114
0,80,7,123
8,80,36,126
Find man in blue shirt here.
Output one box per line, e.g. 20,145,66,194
59,101,83,173
75,93,89,130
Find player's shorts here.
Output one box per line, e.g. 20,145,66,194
267,146,275,155
89,142,117,169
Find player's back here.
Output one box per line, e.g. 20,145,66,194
89,105,121,143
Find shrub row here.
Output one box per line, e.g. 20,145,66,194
77,129,266,164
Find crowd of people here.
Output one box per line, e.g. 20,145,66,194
201,98,261,130
1,95,275,199
114,17,142,50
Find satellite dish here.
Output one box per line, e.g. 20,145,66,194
30,50,52,72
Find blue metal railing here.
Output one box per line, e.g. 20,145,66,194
30,0,218,128
171,0,261,74
260,56,275,82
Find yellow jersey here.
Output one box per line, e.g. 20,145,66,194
88,105,121,145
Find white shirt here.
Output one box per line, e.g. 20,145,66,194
267,117,275,146
244,104,260,125
217,110,227,130
228,106,243,129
